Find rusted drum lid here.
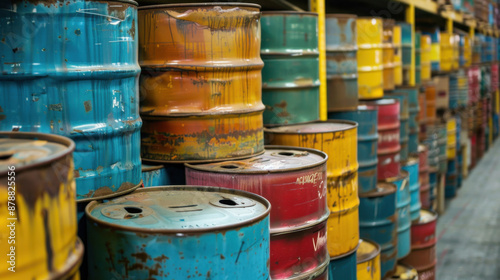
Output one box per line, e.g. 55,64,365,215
186,146,327,174
0,133,74,172
389,264,418,280
356,239,381,264
264,120,357,134
86,186,270,232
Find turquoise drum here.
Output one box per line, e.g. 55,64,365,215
86,186,271,280
359,182,398,278
402,157,421,222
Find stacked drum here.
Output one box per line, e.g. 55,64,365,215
326,14,359,112
357,17,384,99
265,121,360,279
400,210,438,280
139,4,264,163
383,19,396,91
261,12,320,125
186,147,329,279
0,1,143,277
399,23,412,85
86,186,272,279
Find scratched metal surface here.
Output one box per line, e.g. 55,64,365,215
0,0,142,201
436,139,500,280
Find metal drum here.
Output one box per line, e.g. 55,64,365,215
141,164,186,187
86,186,271,280
185,146,329,279
452,34,459,70
421,34,432,81
400,210,438,280
0,132,83,280
447,118,457,159
429,167,438,209
424,82,437,123
361,99,400,180
423,124,440,169
436,123,448,173
384,170,411,260
261,12,320,125
445,158,458,198
402,157,421,222
395,87,419,155
433,75,450,110
468,66,481,104
357,17,384,99
264,121,359,256
472,36,482,64
426,29,440,72
359,182,397,278
440,32,453,72
326,14,358,112
394,25,403,86
329,106,378,194
139,3,264,162
356,239,382,280
390,264,419,280
328,246,358,280
399,22,412,85
385,91,409,162
415,32,421,85
0,0,142,201
383,19,395,91
457,149,463,188
419,172,431,210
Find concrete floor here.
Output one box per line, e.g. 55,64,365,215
436,139,500,280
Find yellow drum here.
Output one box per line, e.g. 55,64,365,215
447,118,457,159
463,35,472,67
393,25,403,86
383,19,395,91
452,34,460,70
264,121,359,256
440,33,453,72
357,17,384,99
421,35,432,81
0,133,83,280
357,239,381,280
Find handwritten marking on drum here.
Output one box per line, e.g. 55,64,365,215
312,231,327,252
296,172,323,185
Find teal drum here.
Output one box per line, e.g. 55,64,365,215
393,87,419,155
86,186,271,280
141,163,186,187
0,0,142,201
359,182,398,278
429,166,438,209
329,105,378,193
436,123,448,173
415,32,421,85
402,157,421,222
326,14,358,112
385,171,411,260
328,245,358,280
384,92,409,162
261,12,320,125
398,22,412,85
446,159,458,198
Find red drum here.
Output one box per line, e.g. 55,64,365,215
400,209,438,280
185,146,329,279
362,99,401,179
